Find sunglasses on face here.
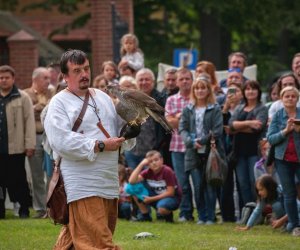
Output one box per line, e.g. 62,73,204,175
228,68,241,73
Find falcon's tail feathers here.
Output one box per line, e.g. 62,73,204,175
145,108,173,133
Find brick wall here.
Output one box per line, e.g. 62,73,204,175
7,30,38,89
6,0,134,81
90,0,133,77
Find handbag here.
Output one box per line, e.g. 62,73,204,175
206,134,228,187
46,158,68,224
46,90,90,225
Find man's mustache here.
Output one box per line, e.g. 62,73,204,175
80,77,89,83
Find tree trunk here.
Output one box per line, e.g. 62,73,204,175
200,11,231,70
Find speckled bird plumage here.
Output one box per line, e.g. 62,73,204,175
107,85,173,133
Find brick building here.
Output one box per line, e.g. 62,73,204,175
0,0,133,89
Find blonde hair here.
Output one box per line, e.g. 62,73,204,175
119,76,137,89
190,78,216,105
280,86,300,100
120,33,142,56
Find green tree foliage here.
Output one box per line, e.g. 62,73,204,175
21,0,86,15
20,0,300,84
0,0,19,11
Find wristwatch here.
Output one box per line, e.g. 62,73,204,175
97,140,105,152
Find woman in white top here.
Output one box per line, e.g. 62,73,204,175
268,73,300,120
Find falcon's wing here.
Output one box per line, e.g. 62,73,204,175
122,89,165,113
115,102,138,123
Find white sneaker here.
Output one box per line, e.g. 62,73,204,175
292,227,300,237
13,202,20,217
206,220,215,225
197,220,205,225
178,216,188,222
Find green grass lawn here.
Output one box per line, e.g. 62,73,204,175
0,210,300,250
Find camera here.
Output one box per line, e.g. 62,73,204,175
228,88,236,95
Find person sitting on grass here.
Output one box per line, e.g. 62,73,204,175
271,182,300,234
236,174,286,231
118,163,133,220
126,150,181,222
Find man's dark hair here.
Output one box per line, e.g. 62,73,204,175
60,49,88,75
0,65,15,77
47,62,60,71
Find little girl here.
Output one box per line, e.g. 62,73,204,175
118,164,132,220
101,61,119,85
254,139,279,183
93,74,108,93
118,33,144,73
236,174,285,231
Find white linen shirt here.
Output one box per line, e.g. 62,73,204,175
44,88,132,203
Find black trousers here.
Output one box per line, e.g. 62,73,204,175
0,153,31,218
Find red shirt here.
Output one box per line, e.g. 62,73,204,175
140,165,182,199
284,134,299,162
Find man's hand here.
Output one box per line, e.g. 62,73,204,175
25,148,35,157
103,137,125,151
248,120,262,130
235,225,250,231
143,196,155,204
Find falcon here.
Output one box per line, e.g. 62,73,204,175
107,85,173,139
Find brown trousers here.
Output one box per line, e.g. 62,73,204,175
53,196,121,250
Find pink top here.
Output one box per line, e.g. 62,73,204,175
165,92,190,152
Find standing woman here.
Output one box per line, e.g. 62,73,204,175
195,61,222,96
229,80,268,209
179,77,225,224
267,86,300,232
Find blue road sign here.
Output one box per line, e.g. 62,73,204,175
173,49,198,69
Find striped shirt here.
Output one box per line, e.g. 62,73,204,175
165,92,190,152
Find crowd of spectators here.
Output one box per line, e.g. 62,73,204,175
1,33,300,238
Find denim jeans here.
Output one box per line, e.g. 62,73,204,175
124,151,145,170
275,159,300,231
235,155,258,208
189,167,217,222
155,197,179,211
189,168,206,221
118,201,131,220
171,152,193,220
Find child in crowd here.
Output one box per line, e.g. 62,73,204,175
118,33,144,73
119,76,137,90
236,174,286,231
271,183,300,236
254,139,279,183
119,64,136,77
93,74,108,93
118,164,132,220
126,150,181,222
101,61,119,85
265,82,279,110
